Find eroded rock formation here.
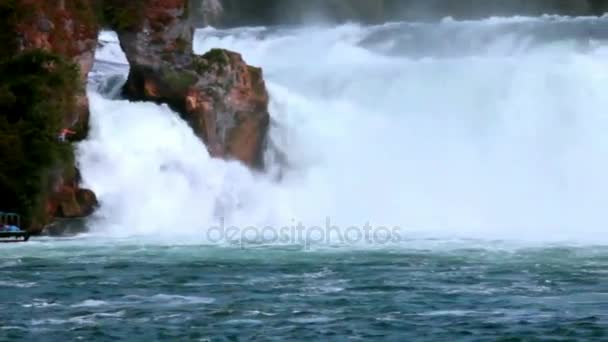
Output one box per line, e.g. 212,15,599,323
1,0,271,232
48,170,98,219
112,0,270,168
0,0,99,233
9,0,98,140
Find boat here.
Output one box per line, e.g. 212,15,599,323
0,212,30,242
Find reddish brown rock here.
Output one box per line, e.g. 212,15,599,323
50,187,98,219
117,0,270,168
2,0,99,232
12,0,98,140
2,0,271,234
44,169,98,231
186,50,269,167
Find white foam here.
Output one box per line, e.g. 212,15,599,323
80,19,608,246
223,319,263,325
31,311,125,326
71,299,109,308
149,294,215,305
0,280,37,288
192,20,608,243
287,316,336,324
79,93,284,241
121,294,216,305
95,30,128,64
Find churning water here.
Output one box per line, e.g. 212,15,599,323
2,16,608,341
84,16,608,244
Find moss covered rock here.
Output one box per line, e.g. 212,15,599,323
0,0,100,232
0,51,85,229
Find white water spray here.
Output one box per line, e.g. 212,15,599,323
79,17,608,244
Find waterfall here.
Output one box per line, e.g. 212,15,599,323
79,16,608,244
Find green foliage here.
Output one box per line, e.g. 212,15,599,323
192,56,211,74
204,49,229,64
0,50,79,223
162,68,198,93
192,50,229,75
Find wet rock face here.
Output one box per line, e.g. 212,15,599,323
118,0,270,168
107,0,194,67
50,187,98,219
47,168,98,221
186,50,270,167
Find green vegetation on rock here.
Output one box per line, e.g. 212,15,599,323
192,49,230,75
204,49,229,64
0,50,79,224
163,68,198,93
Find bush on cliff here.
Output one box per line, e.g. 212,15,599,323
0,50,79,224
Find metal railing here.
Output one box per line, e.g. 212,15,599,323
0,212,21,227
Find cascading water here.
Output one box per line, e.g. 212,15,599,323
6,16,608,341
80,16,608,244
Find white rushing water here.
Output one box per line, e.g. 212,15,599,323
79,17,608,245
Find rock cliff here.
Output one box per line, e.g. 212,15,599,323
0,0,271,232
109,0,270,168
0,0,99,232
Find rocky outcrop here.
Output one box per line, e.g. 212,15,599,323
1,0,273,232
185,50,269,167
49,179,98,219
46,167,97,221
0,0,99,233
114,0,270,168
9,0,99,140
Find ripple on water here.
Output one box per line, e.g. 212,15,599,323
416,310,481,317
222,319,264,325
21,299,61,308
288,316,336,324
1,326,28,331
31,311,125,326
70,299,109,308
0,280,37,288
0,259,22,268
302,285,345,294
3,235,608,340
244,310,278,317
123,294,215,306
